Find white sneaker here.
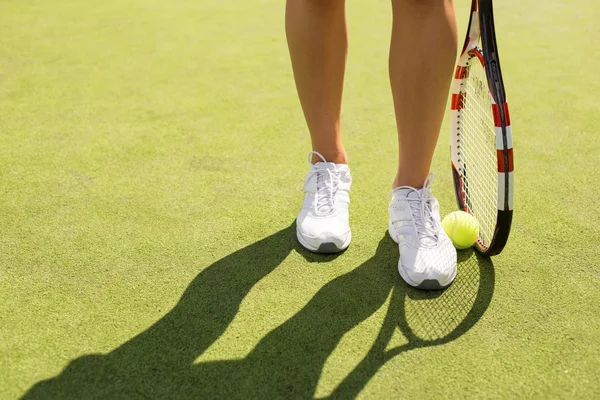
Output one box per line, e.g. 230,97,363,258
296,152,352,253
388,174,457,290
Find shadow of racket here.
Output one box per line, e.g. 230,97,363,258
327,249,495,398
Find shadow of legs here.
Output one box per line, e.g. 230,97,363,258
23,232,483,399
174,235,397,399
23,225,299,399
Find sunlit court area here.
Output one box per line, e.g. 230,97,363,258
1,0,599,398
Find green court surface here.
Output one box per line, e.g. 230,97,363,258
1,0,599,398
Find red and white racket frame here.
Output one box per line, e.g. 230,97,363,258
450,0,514,256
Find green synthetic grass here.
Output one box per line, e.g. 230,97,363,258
1,0,599,398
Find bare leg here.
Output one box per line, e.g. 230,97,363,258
286,0,348,164
390,0,458,188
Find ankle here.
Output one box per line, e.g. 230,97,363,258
311,150,348,165
393,175,425,189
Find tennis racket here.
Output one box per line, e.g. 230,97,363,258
450,0,514,256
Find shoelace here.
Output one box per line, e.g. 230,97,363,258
394,174,439,248
307,151,341,216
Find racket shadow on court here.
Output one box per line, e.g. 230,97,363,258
22,226,494,399
328,249,495,398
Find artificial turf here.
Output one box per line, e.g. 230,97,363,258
1,0,599,398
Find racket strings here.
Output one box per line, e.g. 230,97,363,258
457,54,498,248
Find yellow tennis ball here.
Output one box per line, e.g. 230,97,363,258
442,211,479,250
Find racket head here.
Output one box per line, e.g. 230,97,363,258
450,0,513,256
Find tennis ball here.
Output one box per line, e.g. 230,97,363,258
442,211,479,250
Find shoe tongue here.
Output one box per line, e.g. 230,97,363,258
314,163,336,214
394,187,437,245
315,163,332,184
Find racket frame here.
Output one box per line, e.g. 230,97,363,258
450,0,513,256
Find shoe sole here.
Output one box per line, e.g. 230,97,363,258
296,229,351,254
388,222,456,290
